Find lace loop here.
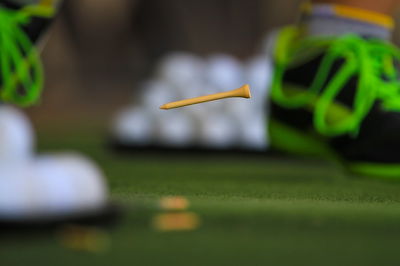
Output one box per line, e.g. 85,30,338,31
0,7,43,106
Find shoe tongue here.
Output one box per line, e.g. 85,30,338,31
300,4,393,40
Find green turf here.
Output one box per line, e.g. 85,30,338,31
2,128,400,266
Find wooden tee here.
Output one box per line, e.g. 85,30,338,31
160,84,251,110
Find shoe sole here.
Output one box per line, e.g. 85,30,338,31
269,118,400,178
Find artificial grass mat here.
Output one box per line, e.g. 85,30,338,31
2,129,400,266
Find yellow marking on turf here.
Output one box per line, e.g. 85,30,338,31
57,225,110,253
152,212,201,232
159,196,190,211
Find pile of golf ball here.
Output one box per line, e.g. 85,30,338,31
0,106,108,221
113,52,273,151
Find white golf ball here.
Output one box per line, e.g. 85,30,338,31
0,105,34,161
0,161,35,219
0,154,108,220
175,81,205,101
141,80,176,109
245,55,272,106
113,107,154,145
33,153,108,217
206,54,244,91
224,97,253,121
198,113,238,149
157,52,205,89
156,111,195,147
238,114,267,151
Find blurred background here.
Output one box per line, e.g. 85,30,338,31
27,0,305,127
26,0,400,150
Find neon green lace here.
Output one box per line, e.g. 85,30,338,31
0,6,44,106
272,27,400,137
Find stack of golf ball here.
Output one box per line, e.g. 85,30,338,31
113,52,273,151
0,106,108,221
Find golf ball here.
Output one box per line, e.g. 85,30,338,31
113,107,154,145
0,105,34,161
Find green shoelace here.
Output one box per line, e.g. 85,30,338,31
272,26,400,137
0,6,44,106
